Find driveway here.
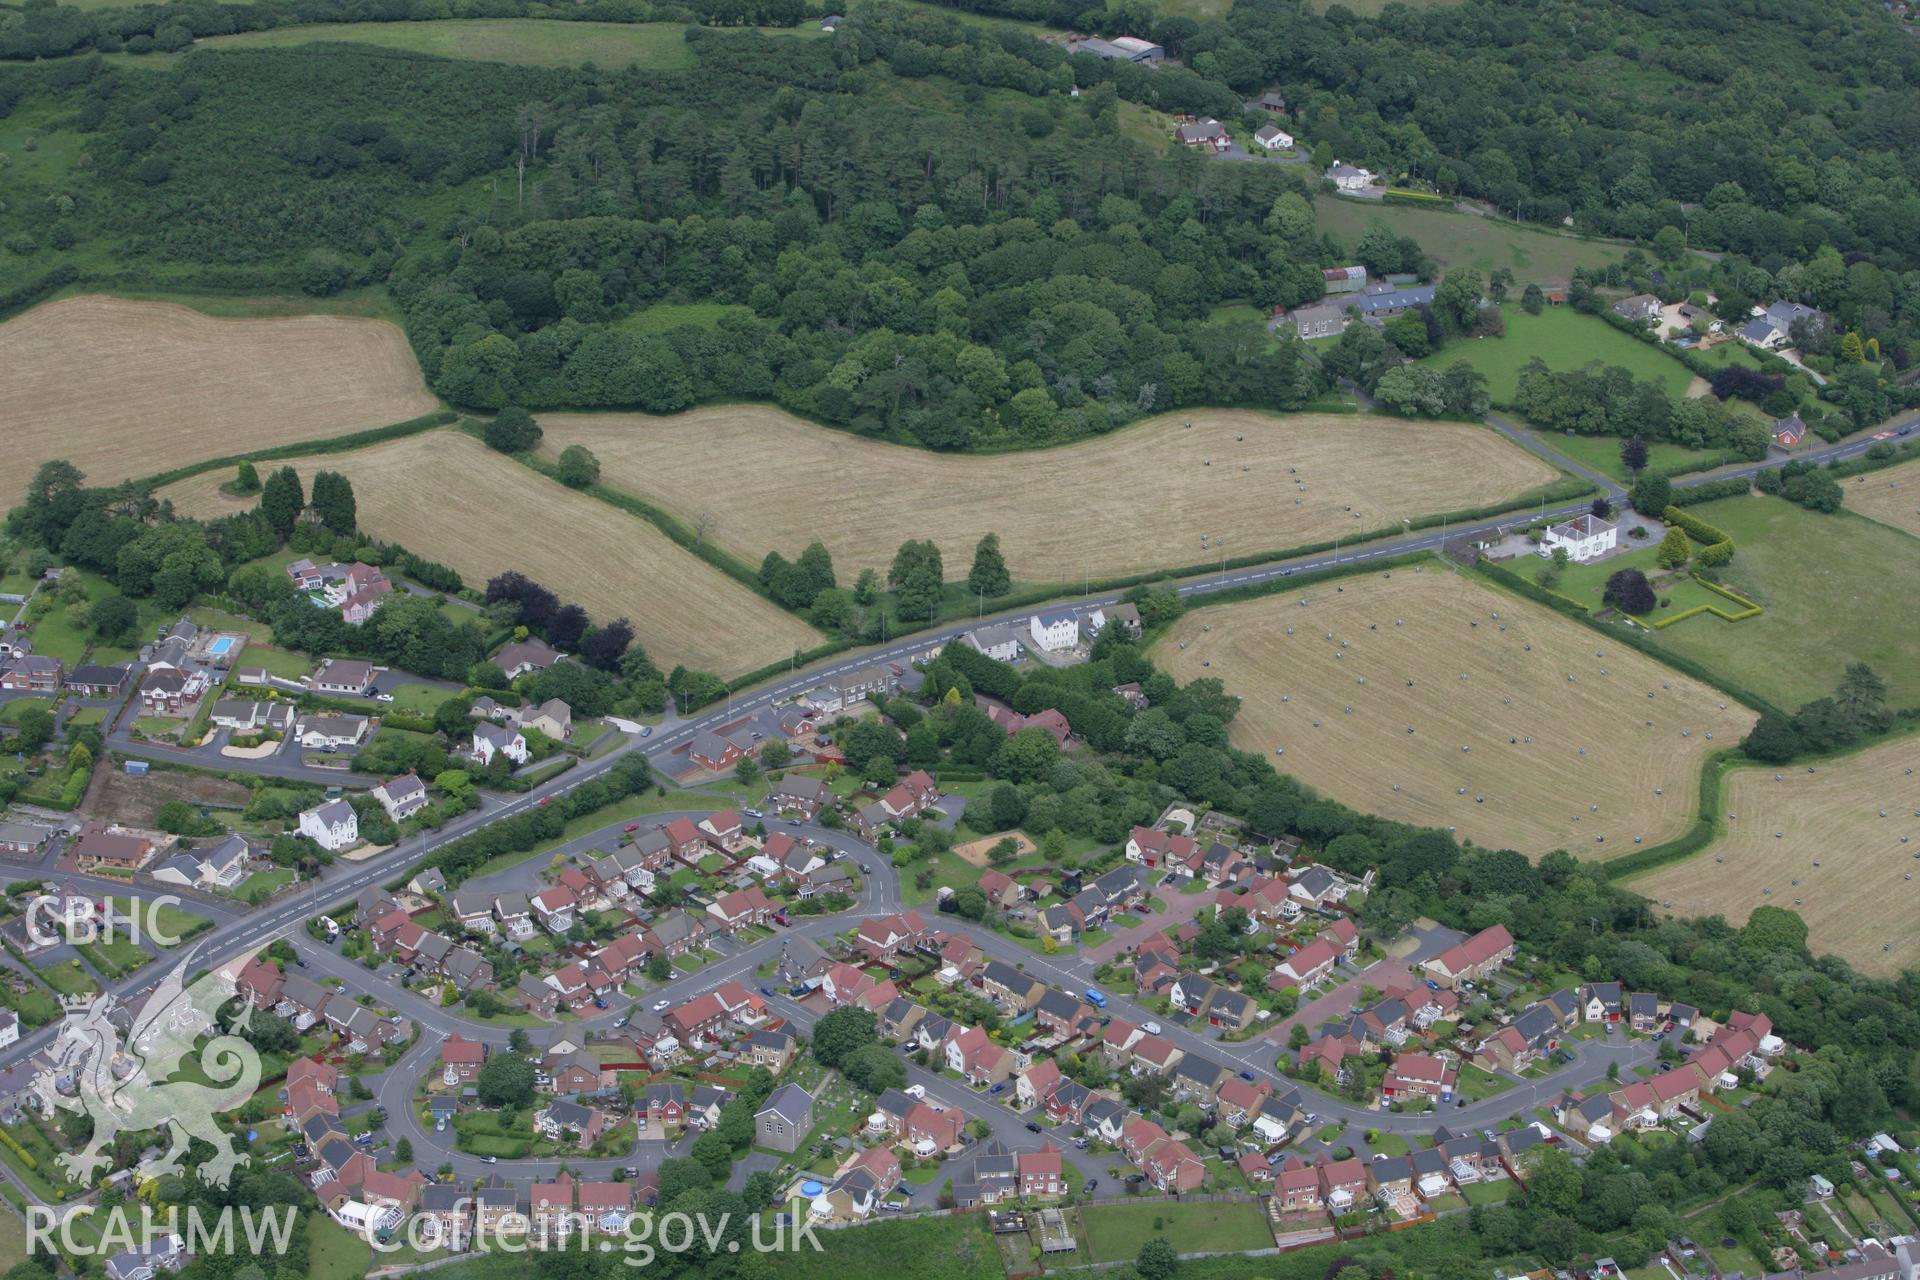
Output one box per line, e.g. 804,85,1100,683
1078,881,1214,966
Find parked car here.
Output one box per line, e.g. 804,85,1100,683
481,1156,498,1164
1085,1179,1098,1193
1141,1021,1161,1035
1025,1122,1043,1134
652,1000,672,1012
623,823,640,832
744,808,764,819
989,1082,1006,1094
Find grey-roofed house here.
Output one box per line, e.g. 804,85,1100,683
1356,285,1436,319
148,833,252,891
755,1084,813,1152
1289,300,1352,340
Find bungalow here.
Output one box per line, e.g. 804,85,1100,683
494,639,563,679
1327,162,1374,190
296,714,369,751
310,659,375,697
373,772,430,823
688,729,746,773
1612,294,1661,324
65,663,130,698
73,826,155,871
1254,123,1294,150
1421,924,1515,988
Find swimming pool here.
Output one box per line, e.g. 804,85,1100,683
207,636,235,656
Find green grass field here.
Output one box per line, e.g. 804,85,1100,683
1640,498,1920,709
191,19,823,68
1315,200,1622,286
231,868,296,904
384,683,448,716
35,960,97,998
1540,432,1721,483
307,1217,371,1280
1421,304,1694,404
1076,1200,1274,1261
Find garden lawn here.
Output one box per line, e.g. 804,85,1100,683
231,868,295,904
35,960,97,998
1639,498,1920,708
0,699,53,726
1541,432,1722,483
1460,1179,1519,1205
1542,545,1728,619
108,896,211,945
385,683,448,716
1077,1199,1275,1262
308,1217,372,1280
772,1212,1004,1280
1420,304,1695,404
1453,1063,1519,1102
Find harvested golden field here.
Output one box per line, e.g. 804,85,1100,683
1843,458,1920,538
1153,567,1756,855
0,296,439,501
536,407,1558,582
1630,737,1920,976
161,431,821,676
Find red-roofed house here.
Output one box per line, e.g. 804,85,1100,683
1018,1145,1065,1199
440,1034,487,1087
822,962,876,1007
944,1025,1012,1086
1319,1158,1368,1213
1124,826,1197,869
237,955,285,1009
904,1102,965,1153
1143,1138,1206,1192
661,818,706,866
698,811,746,852
1382,1052,1457,1103
1274,936,1342,988
1422,924,1515,988
706,885,774,935
1016,1058,1063,1110
854,912,930,961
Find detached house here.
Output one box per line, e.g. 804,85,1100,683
297,800,359,853
372,772,429,823
471,722,529,767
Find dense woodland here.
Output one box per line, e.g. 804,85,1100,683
5,0,1920,443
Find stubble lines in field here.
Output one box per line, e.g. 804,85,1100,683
1156,569,1756,855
